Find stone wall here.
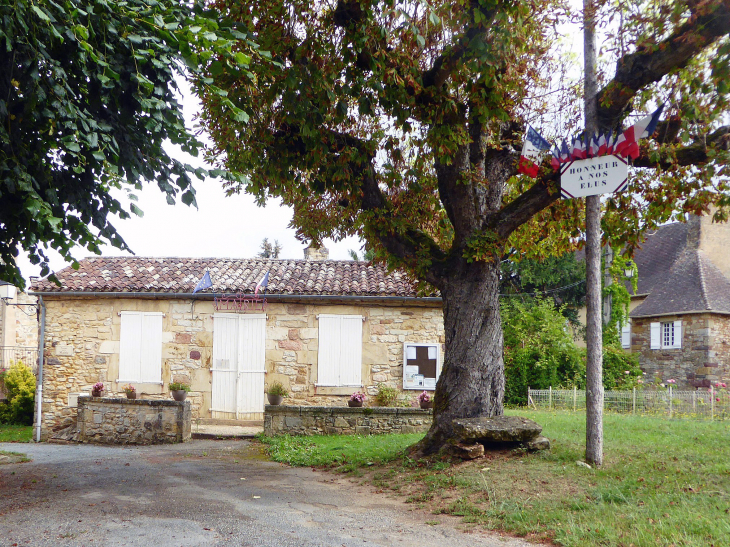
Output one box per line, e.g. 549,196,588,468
76,397,191,444
631,314,730,388
39,297,443,438
264,405,432,436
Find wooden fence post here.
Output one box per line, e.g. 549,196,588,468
549,386,553,410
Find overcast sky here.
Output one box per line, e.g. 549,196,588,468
17,82,362,282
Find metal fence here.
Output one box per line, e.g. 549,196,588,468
0,346,39,374
528,386,730,420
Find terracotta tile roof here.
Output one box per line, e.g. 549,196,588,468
30,257,425,298
631,249,730,317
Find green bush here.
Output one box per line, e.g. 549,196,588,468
502,298,585,406
0,361,36,426
602,345,642,390
374,384,398,406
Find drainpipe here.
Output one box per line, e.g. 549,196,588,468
34,296,46,443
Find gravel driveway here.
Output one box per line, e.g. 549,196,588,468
0,440,530,547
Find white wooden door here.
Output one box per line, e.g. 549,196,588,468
212,314,266,420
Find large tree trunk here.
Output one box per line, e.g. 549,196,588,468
413,258,504,456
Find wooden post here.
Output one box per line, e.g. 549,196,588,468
711,384,715,420
573,386,577,412
549,386,553,410
668,386,673,418
584,0,604,467
632,387,636,414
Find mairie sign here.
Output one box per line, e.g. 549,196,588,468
560,155,628,199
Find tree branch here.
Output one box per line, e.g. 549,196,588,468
596,0,730,130
633,125,730,168
488,170,562,240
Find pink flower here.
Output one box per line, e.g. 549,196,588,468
667,379,676,384
722,383,727,388
624,370,630,375
417,390,431,403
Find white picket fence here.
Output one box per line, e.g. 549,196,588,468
528,386,730,420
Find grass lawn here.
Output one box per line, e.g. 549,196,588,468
0,425,33,442
260,410,730,546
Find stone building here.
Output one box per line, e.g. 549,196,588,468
0,281,39,374
30,249,444,439
625,214,730,389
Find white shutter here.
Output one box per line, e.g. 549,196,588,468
672,320,682,349
317,315,362,386
237,315,266,417
139,313,163,383
119,312,142,381
650,322,661,349
621,322,631,349
339,316,362,386
212,314,239,414
317,315,341,385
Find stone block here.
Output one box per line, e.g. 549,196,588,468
355,426,371,436
525,436,551,451
453,416,542,444
278,340,302,351
175,333,193,344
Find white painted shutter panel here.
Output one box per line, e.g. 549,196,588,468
621,322,631,349
119,312,142,381
139,313,163,383
672,320,682,349
650,322,661,349
317,315,341,385
339,316,362,386
212,314,239,413
237,315,266,416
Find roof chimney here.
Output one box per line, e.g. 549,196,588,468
304,243,329,261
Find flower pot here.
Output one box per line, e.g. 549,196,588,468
91,389,104,398
419,400,433,410
125,391,137,400
171,390,188,402
267,394,284,405
348,400,363,408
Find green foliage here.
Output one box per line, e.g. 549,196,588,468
259,433,423,471
0,425,34,442
603,247,638,346
0,362,36,426
266,381,288,397
374,384,399,407
502,299,585,405
602,346,642,390
500,252,586,325
0,0,255,286
168,381,191,392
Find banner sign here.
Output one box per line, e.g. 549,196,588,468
560,155,628,199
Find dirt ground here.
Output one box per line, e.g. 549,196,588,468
0,440,531,547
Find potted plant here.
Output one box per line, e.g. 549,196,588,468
122,384,137,400
417,390,433,410
91,382,104,398
169,381,191,402
267,381,288,405
348,391,366,407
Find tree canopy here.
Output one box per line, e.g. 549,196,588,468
0,0,255,286
201,0,730,455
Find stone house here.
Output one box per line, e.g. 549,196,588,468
30,249,444,439
0,281,39,374
624,214,730,389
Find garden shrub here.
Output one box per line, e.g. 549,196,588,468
502,298,585,406
374,384,399,406
602,345,642,390
0,361,36,425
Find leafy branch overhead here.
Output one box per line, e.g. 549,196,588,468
0,0,257,286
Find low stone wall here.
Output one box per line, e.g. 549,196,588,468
77,396,191,445
264,405,432,436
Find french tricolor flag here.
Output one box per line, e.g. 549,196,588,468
254,271,270,297
614,104,664,160
518,126,552,178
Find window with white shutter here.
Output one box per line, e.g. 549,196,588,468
118,312,163,383
651,320,682,350
620,321,631,349
317,315,362,386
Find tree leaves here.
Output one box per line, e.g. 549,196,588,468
0,0,258,287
